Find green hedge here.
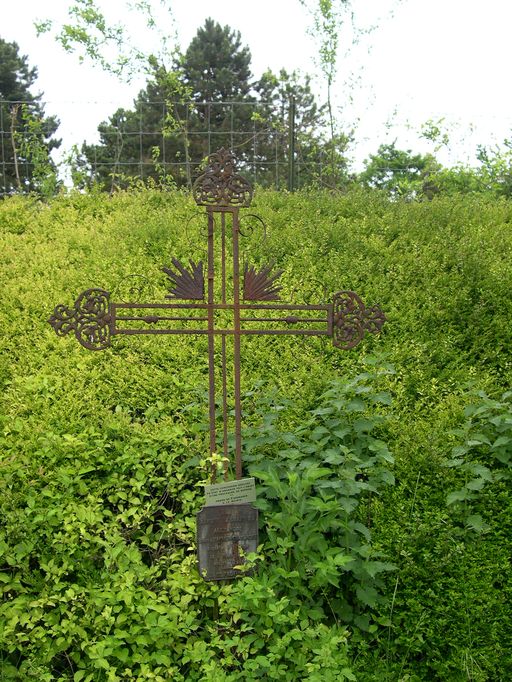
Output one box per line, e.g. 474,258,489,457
1,188,511,680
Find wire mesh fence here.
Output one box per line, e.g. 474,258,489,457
0,98,345,196
2,97,511,197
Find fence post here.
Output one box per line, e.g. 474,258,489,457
0,102,6,194
288,95,296,192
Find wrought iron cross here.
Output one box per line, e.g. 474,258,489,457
49,148,386,483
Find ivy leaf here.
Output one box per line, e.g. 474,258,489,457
353,419,375,434
492,435,511,449
363,560,396,578
465,514,490,533
346,398,366,412
447,488,471,505
356,584,379,607
467,433,491,446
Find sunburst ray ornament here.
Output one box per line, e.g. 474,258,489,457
243,263,283,301
163,259,205,300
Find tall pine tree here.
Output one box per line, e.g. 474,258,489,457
0,38,60,195
181,18,252,103
81,19,340,190
180,19,254,161
83,19,255,189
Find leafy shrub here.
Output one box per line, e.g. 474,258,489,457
446,389,512,531
243,361,396,632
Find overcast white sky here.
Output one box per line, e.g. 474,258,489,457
2,0,512,169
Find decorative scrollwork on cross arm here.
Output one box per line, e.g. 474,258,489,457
48,288,111,350
193,148,253,207
331,291,386,350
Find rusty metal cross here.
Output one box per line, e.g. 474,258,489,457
49,148,386,483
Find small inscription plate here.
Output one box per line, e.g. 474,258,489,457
204,477,256,507
197,503,258,581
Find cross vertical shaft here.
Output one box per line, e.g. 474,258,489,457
206,208,217,477
220,212,229,481
231,209,243,480
206,205,244,481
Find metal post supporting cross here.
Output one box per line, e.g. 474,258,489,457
49,148,386,580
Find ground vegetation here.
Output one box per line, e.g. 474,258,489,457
0,186,511,679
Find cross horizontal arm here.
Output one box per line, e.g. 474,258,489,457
112,300,332,338
115,315,209,323
48,288,385,351
113,303,331,339
114,328,331,337
113,302,331,312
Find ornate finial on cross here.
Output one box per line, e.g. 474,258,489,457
192,147,253,207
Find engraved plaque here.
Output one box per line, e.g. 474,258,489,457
204,477,256,507
197,503,258,581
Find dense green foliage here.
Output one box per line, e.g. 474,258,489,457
359,140,512,201
359,143,440,198
1,187,511,679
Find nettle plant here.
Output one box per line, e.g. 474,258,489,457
242,359,396,631
446,389,512,532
